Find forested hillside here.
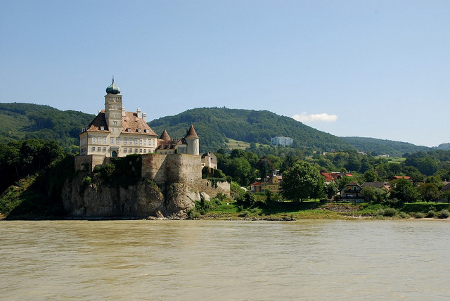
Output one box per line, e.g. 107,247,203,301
148,107,353,153
0,103,94,152
340,137,431,157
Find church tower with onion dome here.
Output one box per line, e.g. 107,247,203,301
104,77,123,138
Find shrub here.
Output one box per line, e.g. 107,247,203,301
377,208,397,217
383,208,397,217
413,212,425,219
398,212,409,219
426,210,436,218
238,210,250,217
437,210,449,219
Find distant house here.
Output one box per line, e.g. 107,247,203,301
390,176,411,181
201,152,217,169
340,181,364,203
361,181,391,190
321,172,343,183
250,181,262,193
250,175,282,194
271,137,293,146
261,175,282,193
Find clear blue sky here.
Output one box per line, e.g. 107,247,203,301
1,0,449,147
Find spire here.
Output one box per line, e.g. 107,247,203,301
160,129,171,141
185,124,198,139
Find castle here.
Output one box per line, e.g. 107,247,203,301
79,79,199,158
67,79,229,218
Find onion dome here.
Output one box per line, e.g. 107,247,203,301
106,78,121,94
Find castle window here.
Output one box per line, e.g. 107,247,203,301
137,129,141,133
139,149,142,153
127,128,131,132
143,139,146,146
144,149,147,153
91,146,95,152
116,138,120,145
124,148,128,153
124,138,127,145
113,121,118,126
103,138,106,144
129,148,132,153
110,138,114,144
139,139,142,146
102,147,106,152
92,137,97,143
135,138,138,145
135,148,138,153
100,126,104,130
97,147,101,152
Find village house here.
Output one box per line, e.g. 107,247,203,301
250,174,282,194
340,181,364,203
79,79,199,158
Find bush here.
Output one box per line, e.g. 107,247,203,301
398,212,410,219
437,210,449,219
413,212,425,219
377,208,397,217
426,210,436,218
383,208,397,217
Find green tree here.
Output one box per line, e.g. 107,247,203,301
418,183,440,203
390,179,420,204
363,169,377,182
361,186,387,203
280,161,324,202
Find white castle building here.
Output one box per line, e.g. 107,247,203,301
79,79,199,158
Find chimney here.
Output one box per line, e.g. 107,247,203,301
142,112,147,123
137,108,142,119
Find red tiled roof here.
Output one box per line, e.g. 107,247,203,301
185,124,198,138
84,110,157,136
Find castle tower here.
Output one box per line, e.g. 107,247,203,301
185,124,199,155
104,78,122,138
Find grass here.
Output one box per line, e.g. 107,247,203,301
191,200,450,220
225,138,251,150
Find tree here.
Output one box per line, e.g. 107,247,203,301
390,178,420,204
361,186,387,203
418,183,440,203
280,161,324,202
363,169,377,182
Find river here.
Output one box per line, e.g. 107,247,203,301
0,220,449,300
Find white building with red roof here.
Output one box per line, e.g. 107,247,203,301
79,79,199,158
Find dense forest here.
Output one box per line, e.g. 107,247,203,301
0,103,442,157
0,103,93,153
149,107,354,153
340,137,431,157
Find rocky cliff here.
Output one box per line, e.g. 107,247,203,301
61,172,211,218
63,154,230,219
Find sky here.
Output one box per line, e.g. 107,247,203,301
1,0,449,147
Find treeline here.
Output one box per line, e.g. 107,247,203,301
0,103,94,153
148,107,353,153
216,148,450,187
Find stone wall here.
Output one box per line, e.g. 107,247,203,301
66,153,230,218
75,154,106,171
141,154,202,184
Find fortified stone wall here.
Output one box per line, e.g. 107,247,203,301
75,155,106,171
67,153,230,218
141,154,202,184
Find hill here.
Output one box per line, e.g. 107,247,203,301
148,107,353,153
0,103,94,152
340,136,431,157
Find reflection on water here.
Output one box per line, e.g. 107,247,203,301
1,220,449,300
